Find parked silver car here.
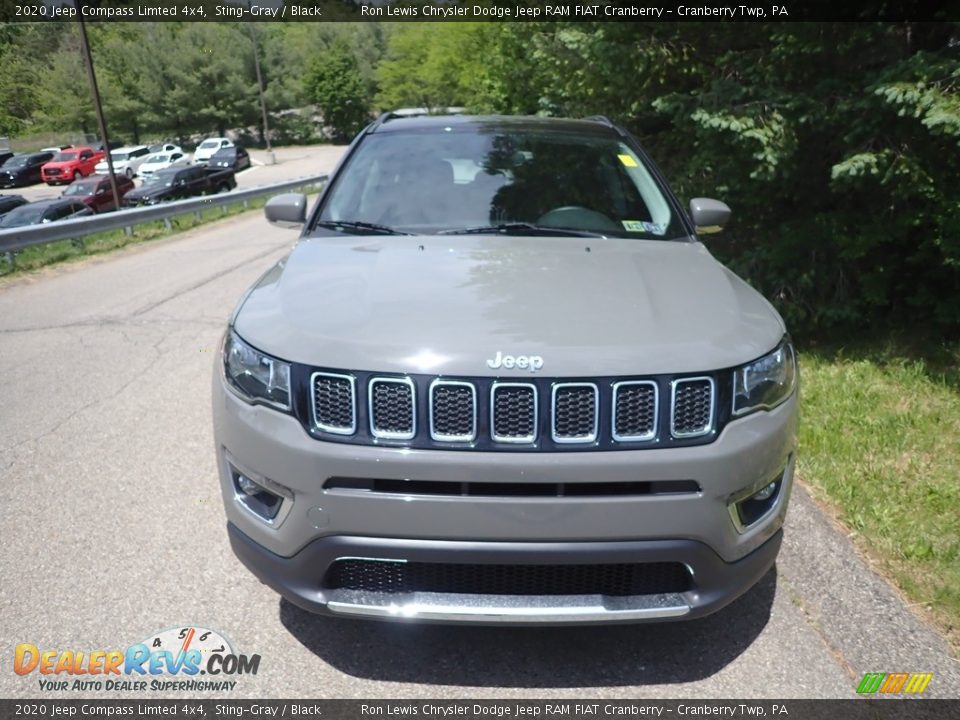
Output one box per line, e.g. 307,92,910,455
213,114,799,624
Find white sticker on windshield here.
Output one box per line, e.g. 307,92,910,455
622,220,667,235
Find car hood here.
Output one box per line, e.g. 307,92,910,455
43,161,77,169
233,235,786,377
124,185,168,200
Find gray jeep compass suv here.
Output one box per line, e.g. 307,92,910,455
213,114,798,624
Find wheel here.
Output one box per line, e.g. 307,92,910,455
217,184,230,194
125,167,134,178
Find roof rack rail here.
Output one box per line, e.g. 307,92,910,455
367,107,468,133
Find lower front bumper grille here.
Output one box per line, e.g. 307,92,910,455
324,559,692,596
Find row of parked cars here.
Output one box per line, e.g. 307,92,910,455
0,139,248,230
0,138,251,189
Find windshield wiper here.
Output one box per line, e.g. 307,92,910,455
313,219,411,236
438,222,607,238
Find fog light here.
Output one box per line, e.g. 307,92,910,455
237,474,261,496
752,482,777,502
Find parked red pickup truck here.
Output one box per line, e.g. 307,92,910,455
41,146,104,185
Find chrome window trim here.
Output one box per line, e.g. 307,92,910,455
490,382,538,444
551,382,599,444
309,371,357,435
670,376,715,439
428,379,477,443
611,380,659,442
368,376,417,440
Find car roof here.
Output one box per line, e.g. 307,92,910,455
21,198,83,209
112,145,148,152
369,114,620,138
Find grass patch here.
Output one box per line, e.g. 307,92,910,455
0,196,269,278
798,341,960,646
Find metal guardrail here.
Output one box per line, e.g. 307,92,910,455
0,173,327,254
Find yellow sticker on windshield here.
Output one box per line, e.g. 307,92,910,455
618,154,638,167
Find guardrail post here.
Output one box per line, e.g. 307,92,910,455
71,238,84,250
124,227,132,236
164,218,172,230
3,251,14,270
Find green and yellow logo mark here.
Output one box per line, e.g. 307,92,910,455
857,672,933,694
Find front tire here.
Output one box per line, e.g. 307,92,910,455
125,167,134,179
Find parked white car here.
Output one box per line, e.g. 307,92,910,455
138,150,191,177
193,137,233,165
94,146,151,178
148,142,182,155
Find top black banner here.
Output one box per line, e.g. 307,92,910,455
1,0,957,23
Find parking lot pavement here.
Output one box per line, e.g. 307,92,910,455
0,208,957,700
3,145,346,204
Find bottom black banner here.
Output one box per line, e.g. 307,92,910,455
1,700,958,720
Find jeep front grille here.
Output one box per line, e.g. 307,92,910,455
552,383,598,443
311,372,356,435
369,377,415,439
613,381,658,441
305,370,723,451
671,377,715,438
429,380,476,442
491,383,537,443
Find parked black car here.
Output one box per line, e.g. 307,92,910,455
121,165,236,206
0,198,93,228
0,194,28,219
0,152,56,188
208,146,251,172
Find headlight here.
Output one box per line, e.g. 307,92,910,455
732,339,797,416
223,329,291,410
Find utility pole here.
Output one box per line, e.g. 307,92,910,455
247,20,275,165
75,1,121,211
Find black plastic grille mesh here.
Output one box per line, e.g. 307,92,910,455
614,383,657,439
492,385,536,440
673,380,713,435
313,375,354,430
325,560,691,596
431,384,475,439
371,380,414,434
553,385,597,439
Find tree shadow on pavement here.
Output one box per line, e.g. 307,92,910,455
278,566,777,687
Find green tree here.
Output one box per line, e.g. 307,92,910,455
304,40,370,141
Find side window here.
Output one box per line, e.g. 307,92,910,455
172,153,182,161
80,151,91,160
221,141,229,148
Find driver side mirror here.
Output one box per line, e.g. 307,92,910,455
689,198,731,235
265,193,307,228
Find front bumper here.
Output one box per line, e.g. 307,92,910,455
213,372,797,623
229,522,781,624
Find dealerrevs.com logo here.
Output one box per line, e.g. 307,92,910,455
14,626,260,692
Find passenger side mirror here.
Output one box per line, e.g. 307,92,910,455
689,198,731,235
265,193,307,228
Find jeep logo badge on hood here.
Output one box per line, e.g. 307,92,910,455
487,352,544,373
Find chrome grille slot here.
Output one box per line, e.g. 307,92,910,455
552,383,598,443
429,380,477,442
369,377,416,440
671,377,715,438
613,381,658,441
311,372,356,435
491,383,538,443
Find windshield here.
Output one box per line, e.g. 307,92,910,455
149,154,170,163
318,125,685,238
0,204,45,227
111,152,130,162
53,152,78,162
3,156,28,168
199,140,219,149
63,184,95,196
